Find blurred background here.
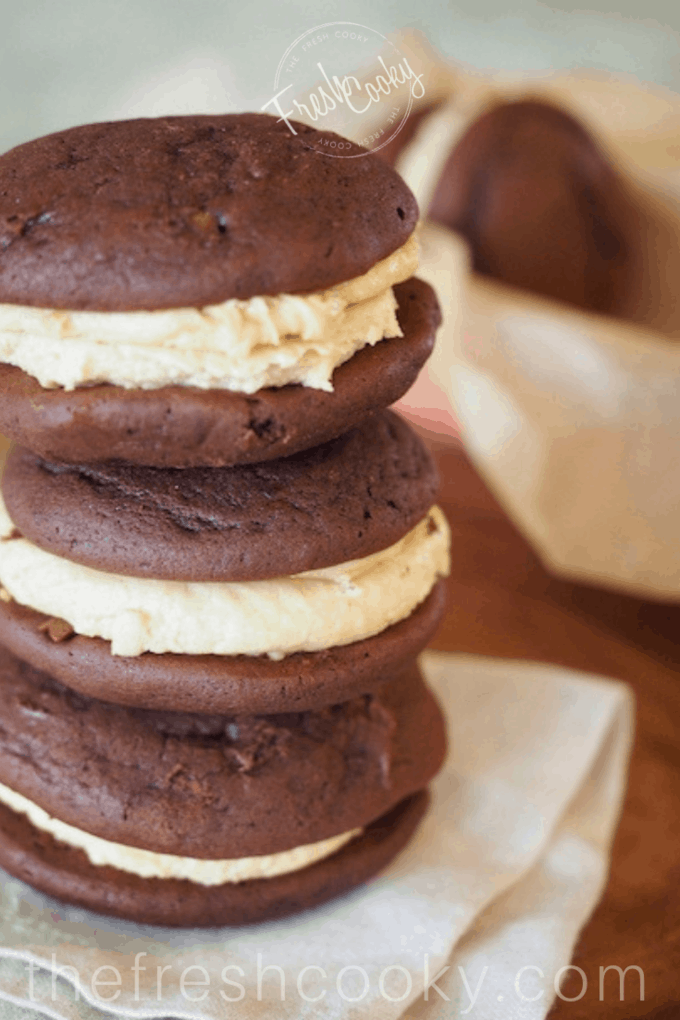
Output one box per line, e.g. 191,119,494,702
1,0,679,156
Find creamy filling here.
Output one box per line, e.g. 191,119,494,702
0,781,360,886
0,234,418,392
0,499,450,657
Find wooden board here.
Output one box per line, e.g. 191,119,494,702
427,431,680,1019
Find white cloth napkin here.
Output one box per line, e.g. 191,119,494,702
0,651,633,1020
395,68,680,601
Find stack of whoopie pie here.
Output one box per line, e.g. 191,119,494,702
0,114,450,926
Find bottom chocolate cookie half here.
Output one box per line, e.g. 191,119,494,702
0,791,429,927
0,278,439,468
0,580,446,714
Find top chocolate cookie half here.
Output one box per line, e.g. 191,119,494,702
0,113,417,310
2,410,438,581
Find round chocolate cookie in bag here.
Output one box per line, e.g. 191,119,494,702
0,113,440,467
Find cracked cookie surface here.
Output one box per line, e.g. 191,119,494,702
0,113,417,310
3,410,438,580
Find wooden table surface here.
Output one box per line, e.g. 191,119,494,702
428,429,680,1020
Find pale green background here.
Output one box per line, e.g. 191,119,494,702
0,0,679,156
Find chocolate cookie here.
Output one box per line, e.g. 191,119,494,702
0,113,417,311
0,648,445,858
428,100,630,315
0,580,446,714
3,411,437,581
0,790,428,927
0,278,439,468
